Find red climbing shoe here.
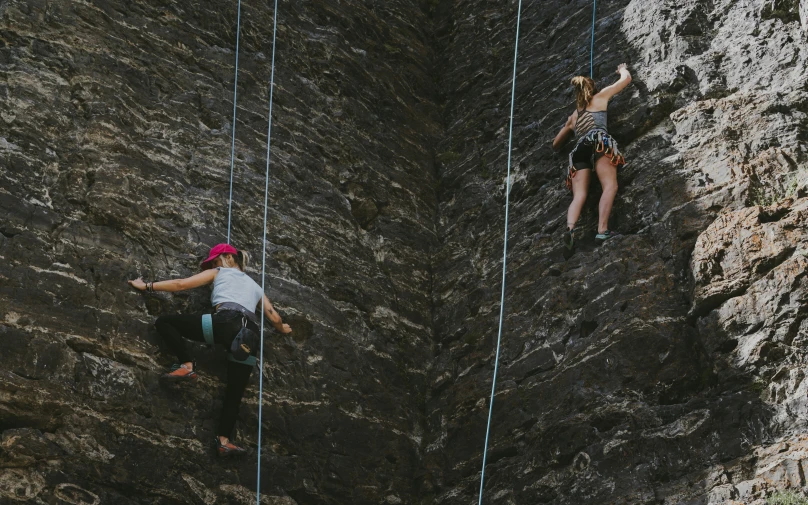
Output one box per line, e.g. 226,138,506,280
161,363,198,382
214,437,247,458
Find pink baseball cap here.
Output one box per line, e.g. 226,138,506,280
200,243,239,270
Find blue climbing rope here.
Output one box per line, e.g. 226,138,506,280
226,0,243,244
589,0,596,77
477,0,521,503
256,0,279,501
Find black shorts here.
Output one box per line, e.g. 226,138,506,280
570,141,604,171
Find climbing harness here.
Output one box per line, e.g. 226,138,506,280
255,0,280,500
477,0,521,503
226,0,243,244
565,132,625,190
201,313,214,346
216,301,260,325
201,312,258,365
565,128,625,190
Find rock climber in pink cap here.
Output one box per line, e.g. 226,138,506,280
128,243,292,457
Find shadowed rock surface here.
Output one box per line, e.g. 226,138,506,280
424,0,808,504
1,0,439,503
1,0,807,504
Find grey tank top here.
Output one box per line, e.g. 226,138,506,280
210,267,264,311
574,109,608,140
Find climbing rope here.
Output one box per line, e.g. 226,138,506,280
218,0,277,496
477,0,521,503
226,0,243,244
589,0,597,78
256,0,279,501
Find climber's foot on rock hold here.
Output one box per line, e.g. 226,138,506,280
214,436,247,458
561,228,575,251
595,229,620,243
161,363,198,382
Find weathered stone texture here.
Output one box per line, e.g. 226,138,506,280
2,0,808,504
1,0,439,503
424,0,808,503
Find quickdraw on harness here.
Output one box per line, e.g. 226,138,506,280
565,128,625,190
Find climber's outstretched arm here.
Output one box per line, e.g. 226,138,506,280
596,63,632,102
129,269,218,293
552,114,575,151
260,294,292,334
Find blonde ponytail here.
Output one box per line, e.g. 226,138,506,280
237,250,249,271
219,251,248,271
571,76,596,110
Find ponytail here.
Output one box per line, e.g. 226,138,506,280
219,251,248,271
571,76,596,110
236,250,249,271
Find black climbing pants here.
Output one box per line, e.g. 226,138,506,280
155,310,257,438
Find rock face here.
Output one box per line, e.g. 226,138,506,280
423,0,808,503
0,0,439,503
1,0,807,504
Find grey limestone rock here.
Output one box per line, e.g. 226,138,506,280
1,0,807,503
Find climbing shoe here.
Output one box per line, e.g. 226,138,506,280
214,437,247,458
595,230,620,242
161,363,198,382
561,228,575,251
